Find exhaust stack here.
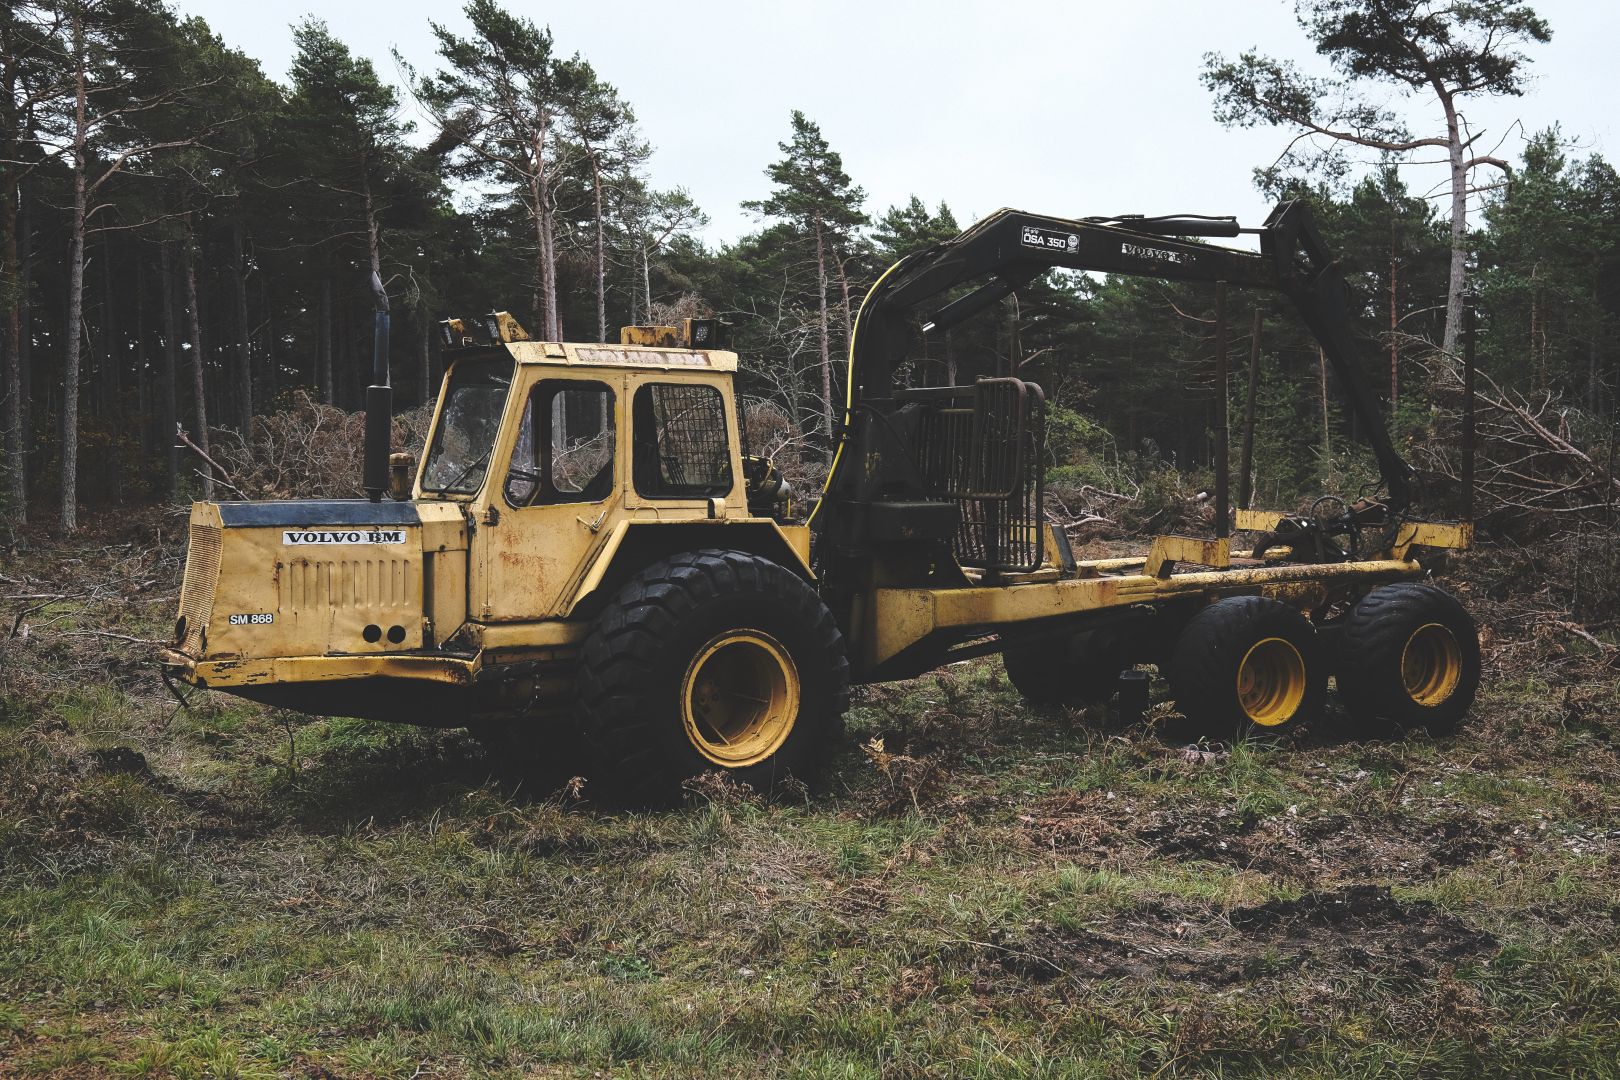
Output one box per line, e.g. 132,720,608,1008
364,271,392,503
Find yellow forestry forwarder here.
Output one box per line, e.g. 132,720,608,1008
160,200,1479,801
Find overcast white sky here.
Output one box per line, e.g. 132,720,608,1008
180,0,1615,245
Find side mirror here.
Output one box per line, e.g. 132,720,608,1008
388,452,415,502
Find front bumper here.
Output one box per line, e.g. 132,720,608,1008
159,648,480,689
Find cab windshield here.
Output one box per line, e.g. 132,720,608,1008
420,359,513,494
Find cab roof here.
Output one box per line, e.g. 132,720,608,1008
504,340,738,373
439,316,737,372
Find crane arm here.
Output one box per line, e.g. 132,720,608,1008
830,199,1412,515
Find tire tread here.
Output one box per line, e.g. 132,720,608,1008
1336,583,1479,736
1167,595,1325,739
577,549,849,801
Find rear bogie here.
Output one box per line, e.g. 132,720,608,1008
997,581,1481,745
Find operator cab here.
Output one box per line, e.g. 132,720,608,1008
411,314,784,624
418,315,741,509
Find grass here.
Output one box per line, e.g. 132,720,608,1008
3,512,1620,1077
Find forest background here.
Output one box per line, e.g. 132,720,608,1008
2,0,1617,542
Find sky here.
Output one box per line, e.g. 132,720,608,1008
178,0,1617,246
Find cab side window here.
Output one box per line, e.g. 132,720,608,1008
505,381,616,506
632,383,733,498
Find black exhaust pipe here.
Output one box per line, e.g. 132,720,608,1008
363,271,392,503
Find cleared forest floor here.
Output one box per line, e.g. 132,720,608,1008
2,508,1618,1078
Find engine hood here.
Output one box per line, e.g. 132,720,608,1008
173,499,468,663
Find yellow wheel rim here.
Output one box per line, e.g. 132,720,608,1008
681,630,800,767
1235,636,1306,726
1401,622,1462,707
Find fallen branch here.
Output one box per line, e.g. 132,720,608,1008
52,629,169,646
1416,356,1620,526
190,468,249,501
8,597,61,639
177,424,250,500
1549,619,1617,657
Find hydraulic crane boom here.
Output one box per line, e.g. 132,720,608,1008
822,200,1413,526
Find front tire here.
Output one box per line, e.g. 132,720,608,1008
1167,596,1326,741
1335,583,1479,737
576,550,849,803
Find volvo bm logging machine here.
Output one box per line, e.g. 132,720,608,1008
161,200,1480,800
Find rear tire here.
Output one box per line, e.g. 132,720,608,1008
1002,630,1125,707
1335,583,1479,737
576,549,849,804
1167,596,1326,741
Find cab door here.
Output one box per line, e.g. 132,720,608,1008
620,375,745,517
474,374,623,621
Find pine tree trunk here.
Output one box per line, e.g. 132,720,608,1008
626,247,638,325
1442,95,1467,356
158,246,180,498
17,186,29,499
1238,307,1262,510
184,216,213,500
815,218,833,461
530,125,560,340
134,261,148,462
60,15,88,532
1388,229,1399,407
2,174,21,520
420,309,432,407
1590,318,1603,416
318,277,333,404
336,303,350,407
260,273,277,404
62,188,84,529
1,30,23,519
543,204,559,340
1319,345,1331,465
540,206,558,338
231,219,253,428
101,229,117,414
362,180,388,396
833,245,855,376
363,183,383,289
1530,262,1542,390
590,147,607,343
641,244,652,324
537,172,557,333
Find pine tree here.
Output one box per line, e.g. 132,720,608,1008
872,196,958,260
1481,129,1620,413
404,0,585,340
1335,165,1446,406
1,2,60,521
32,0,219,529
744,111,867,457
1203,0,1551,355
617,180,704,326
286,19,427,403
873,197,960,381
559,60,636,343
